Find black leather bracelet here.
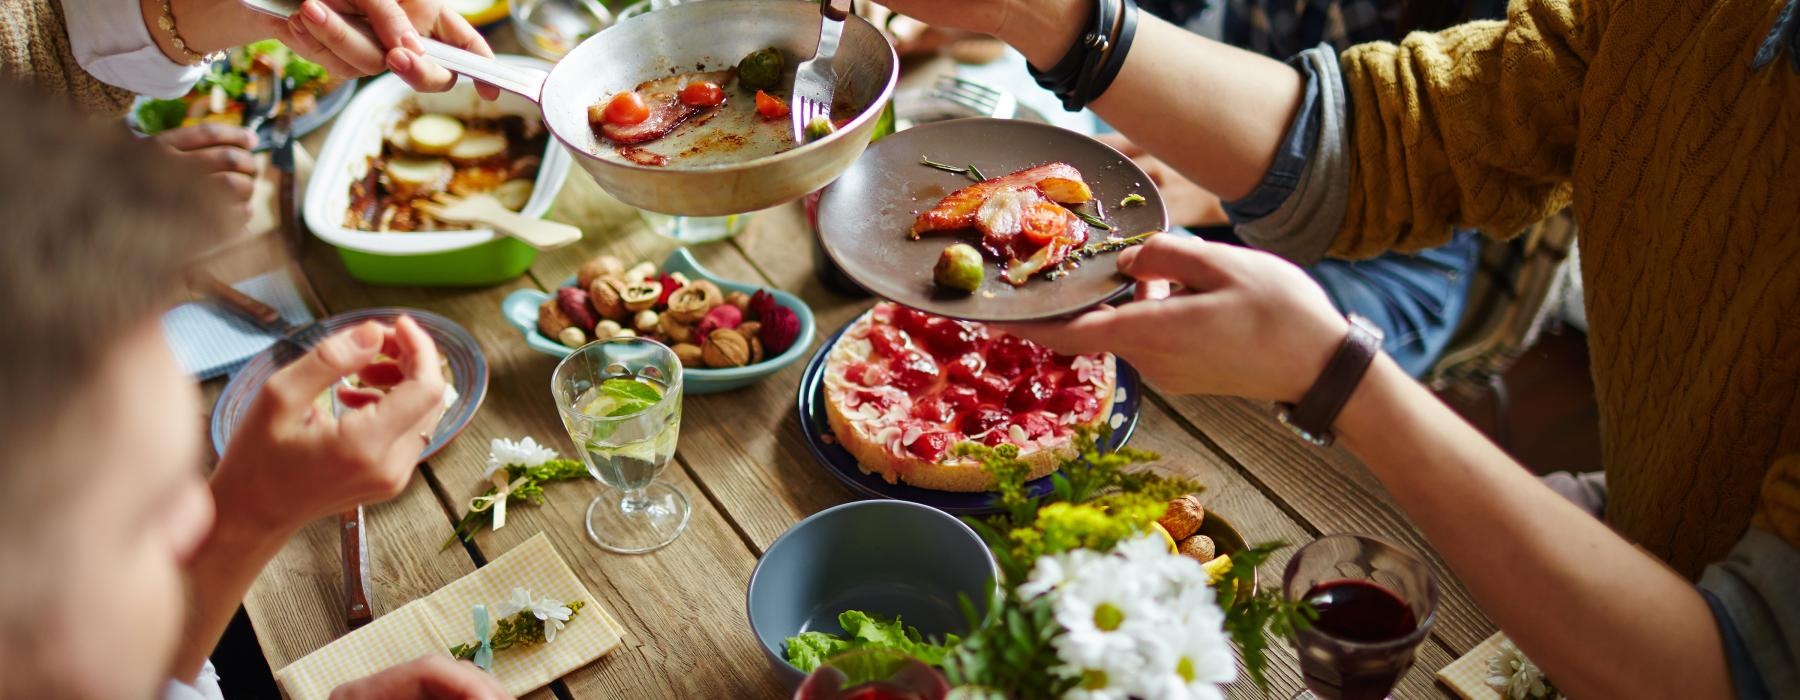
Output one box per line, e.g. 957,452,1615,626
1062,0,1116,111
1084,0,1137,105
1029,0,1111,97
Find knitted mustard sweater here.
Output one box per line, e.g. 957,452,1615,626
1335,0,1800,576
1,0,137,114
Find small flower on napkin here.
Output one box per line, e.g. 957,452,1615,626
1485,639,1564,700
484,437,559,478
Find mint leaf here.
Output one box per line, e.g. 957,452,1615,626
600,377,661,404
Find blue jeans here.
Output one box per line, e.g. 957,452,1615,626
1203,227,1481,377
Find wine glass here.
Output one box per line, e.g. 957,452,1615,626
1282,534,1439,700
551,337,689,553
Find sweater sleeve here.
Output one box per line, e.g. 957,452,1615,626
0,0,138,115
1331,0,1599,257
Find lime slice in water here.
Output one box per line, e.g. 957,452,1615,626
582,377,664,418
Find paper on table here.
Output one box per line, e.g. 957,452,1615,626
1435,631,1510,699
274,533,625,699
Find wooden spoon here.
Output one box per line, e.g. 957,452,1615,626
420,193,583,250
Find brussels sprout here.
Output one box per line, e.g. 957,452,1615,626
737,47,785,92
934,243,985,293
804,116,835,140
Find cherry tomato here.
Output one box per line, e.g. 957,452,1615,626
755,90,789,119
678,81,725,108
602,91,650,125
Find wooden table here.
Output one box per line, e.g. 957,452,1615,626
213,64,1495,700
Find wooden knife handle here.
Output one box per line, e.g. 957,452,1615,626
191,271,282,328
340,507,374,629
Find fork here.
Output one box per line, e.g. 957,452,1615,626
930,75,1018,120
790,0,855,143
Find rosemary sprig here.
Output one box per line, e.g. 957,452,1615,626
442,458,589,548
921,157,985,183
1073,209,1114,231
449,601,586,661
1119,193,1146,207
967,163,986,181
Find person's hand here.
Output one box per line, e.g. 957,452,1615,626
211,316,447,532
154,124,259,230
329,656,512,700
1096,134,1229,228
265,0,500,99
1002,234,1349,402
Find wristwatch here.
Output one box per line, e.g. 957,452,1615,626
1276,315,1383,446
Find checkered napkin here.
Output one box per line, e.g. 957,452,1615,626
274,533,626,699
1436,632,1511,699
161,268,314,380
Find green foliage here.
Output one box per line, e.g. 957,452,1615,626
198,68,247,99
784,611,961,673
942,590,1069,697
443,459,589,547
1211,542,1317,690
135,98,189,135
284,57,329,90
449,600,584,660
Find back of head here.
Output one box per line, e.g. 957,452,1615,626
0,80,229,696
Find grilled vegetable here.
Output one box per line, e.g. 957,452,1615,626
736,47,785,91
407,114,465,154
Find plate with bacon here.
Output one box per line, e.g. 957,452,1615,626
816,118,1168,322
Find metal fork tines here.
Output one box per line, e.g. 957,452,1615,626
791,0,854,143
930,76,1018,120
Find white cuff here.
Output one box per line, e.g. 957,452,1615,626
63,0,206,98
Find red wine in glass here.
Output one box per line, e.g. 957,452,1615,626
1283,536,1439,700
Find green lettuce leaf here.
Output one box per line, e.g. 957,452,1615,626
784,631,853,673
782,610,961,674
135,98,189,135
284,57,329,89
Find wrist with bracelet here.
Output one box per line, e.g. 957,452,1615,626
1028,0,1140,111
154,0,224,66
1276,315,1384,447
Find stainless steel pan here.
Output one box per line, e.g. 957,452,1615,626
242,0,898,216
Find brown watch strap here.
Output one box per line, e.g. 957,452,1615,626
1277,315,1382,446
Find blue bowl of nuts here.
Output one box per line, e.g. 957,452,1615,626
501,248,816,394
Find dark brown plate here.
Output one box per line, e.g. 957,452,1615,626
816,118,1168,322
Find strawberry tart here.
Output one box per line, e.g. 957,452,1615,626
822,302,1117,492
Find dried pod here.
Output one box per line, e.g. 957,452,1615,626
625,261,657,282
749,336,765,364
702,329,751,368
666,280,724,323
1177,535,1216,563
594,319,624,339
725,290,752,311
556,287,599,332
758,304,801,356
588,277,630,320
537,299,574,337
621,280,663,312
557,326,588,348
737,321,762,340
673,342,705,368
577,255,627,289
633,309,660,333
1157,495,1206,540
658,314,696,344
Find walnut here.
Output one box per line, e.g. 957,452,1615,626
576,255,626,289
737,321,761,340
666,280,724,323
725,290,752,311
658,313,696,344
702,329,751,368
1177,535,1216,562
588,277,629,320
673,342,705,368
537,299,574,337
1157,495,1205,540
622,280,663,312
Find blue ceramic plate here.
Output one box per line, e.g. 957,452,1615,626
501,248,816,394
796,315,1142,516
209,307,489,459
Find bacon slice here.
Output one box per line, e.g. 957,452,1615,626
594,69,733,145
910,162,1092,238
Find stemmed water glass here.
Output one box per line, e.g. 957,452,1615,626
552,337,690,553
1283,534,1440,700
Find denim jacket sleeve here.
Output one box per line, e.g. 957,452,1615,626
1219,44,1351,266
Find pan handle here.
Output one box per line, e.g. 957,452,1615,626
237,0,548,100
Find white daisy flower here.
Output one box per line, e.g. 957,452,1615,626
1056,645,1147,700
1135,611,1238,700
484,436,559,478
529,596,574,643
1019,548,1103,600
496,587,533,618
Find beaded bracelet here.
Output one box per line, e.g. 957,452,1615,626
155,0,221,66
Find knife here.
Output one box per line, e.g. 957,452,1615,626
341,505,374,629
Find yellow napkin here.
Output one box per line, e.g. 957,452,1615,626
1436,632,1510,699
275,533,625,699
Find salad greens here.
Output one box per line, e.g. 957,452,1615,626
784,611,961,673
134,99,190,135
134,40,332,136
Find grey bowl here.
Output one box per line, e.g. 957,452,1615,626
747,500,997,686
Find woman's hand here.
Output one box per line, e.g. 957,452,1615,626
211,316,447,532
1095,134,1229,228
154,123,259,230
876,0,1086,68
1003,234,1348,402
266,0,499,99
330,656,512,700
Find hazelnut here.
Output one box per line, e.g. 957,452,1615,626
588,277,629,320
1157,495,1205,541
725,290,752,311
658,314,696,344
622,280,663,312
537,299,574,337
1177,535,1216,563
625,261,657,282
594,319,624,339
633,309,660,333
577,255,627,289
666,280,724,323
557,326,588,348
737,321,761,340
673,342,705,368
702,329,751,368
